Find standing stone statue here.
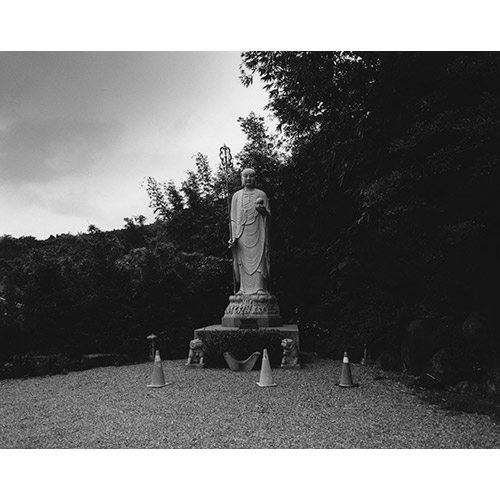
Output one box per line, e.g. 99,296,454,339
228,168,270,295
222,168,283,327
194,160,300,362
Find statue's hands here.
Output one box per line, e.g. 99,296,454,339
255,197,266,216
228,238,235,248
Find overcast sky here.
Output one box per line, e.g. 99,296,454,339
0,51,270,239
1,1,496,242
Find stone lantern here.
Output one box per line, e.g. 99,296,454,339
146,334,158,361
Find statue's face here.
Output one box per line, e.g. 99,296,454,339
190,339,203,352
241,169,256,187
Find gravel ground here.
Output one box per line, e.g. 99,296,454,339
1,355,500,449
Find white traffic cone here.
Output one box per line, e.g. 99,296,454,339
147,350,169,388
338,351,359,388
257,349,277,387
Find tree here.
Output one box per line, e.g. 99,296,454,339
241,51,500,352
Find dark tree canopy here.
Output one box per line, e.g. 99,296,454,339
241,52,500,312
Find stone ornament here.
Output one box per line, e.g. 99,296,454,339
225,293,280,316
185,339,205,368
223,351,261,371
222,293,282,328
361,343,374,365
280,338,300,369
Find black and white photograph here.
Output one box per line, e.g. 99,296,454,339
1,2,499,498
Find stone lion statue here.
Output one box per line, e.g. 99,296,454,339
186,339,205,367
281,338,299,368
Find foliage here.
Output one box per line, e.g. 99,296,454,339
0,220,229,361
0,116,282,365
241,51,500,353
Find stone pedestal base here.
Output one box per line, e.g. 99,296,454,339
195,324,300,352
221,293,283,327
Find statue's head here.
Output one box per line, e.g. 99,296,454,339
241,168,256,188
281,338,296,352
190,339,203,351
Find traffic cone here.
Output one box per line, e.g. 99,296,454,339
147,350,169,388
257,348,277,387
338,351,359,388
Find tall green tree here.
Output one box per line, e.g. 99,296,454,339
241,51,500,343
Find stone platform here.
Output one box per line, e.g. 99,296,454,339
194,324,300,351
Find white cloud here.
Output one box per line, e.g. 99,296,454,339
0,117,124,183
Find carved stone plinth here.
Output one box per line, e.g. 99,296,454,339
221,293,283,328
194,324,300,358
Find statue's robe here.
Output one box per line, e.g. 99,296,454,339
230,187,270,294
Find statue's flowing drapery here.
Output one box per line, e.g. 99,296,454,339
230,188,270,295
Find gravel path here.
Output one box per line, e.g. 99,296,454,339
1,356,500,448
